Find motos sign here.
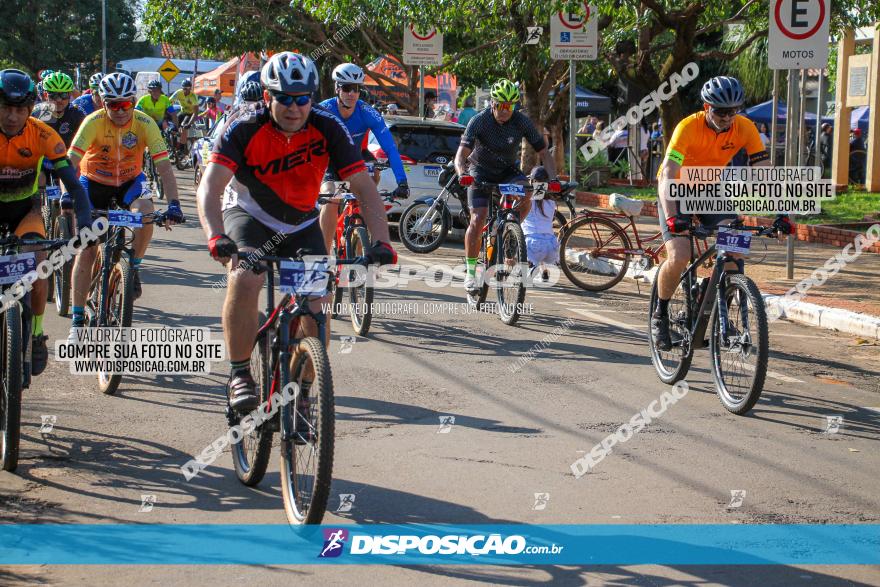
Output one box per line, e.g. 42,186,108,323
768,0,830,69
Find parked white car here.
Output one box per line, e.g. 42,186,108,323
366,115,465,222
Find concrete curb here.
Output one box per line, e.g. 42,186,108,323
612,261,880,341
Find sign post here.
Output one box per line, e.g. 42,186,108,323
403,24,443,119
769,0,830,279
159,59,181,94
550,4,597,182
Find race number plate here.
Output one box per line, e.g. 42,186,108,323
716,227,751,255
107,210,144,228
423,165,441,177
46,186,62,201
279,258,331,297
0,253,37,286
499,184,526,197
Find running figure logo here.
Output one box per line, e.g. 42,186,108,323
39,415,57,434
727,490,746,509
318,528,349,558
533,492,550,510
139,494,156,513
336,493,356,512
339,336,356,354
823,415,843,434
437,415,455,433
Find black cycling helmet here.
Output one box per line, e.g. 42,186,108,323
239,80,263,103
181,78,193,89
700,76,744,109
147,80,162,90
0,69,37,106
529,165,550,182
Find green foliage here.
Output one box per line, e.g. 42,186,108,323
0,0,147,76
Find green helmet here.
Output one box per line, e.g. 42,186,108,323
490,79,519,103
42,72,75,94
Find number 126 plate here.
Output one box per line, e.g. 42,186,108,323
716,227,751,255
0,253,37,285
280,259,331,296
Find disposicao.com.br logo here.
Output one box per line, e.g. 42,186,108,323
318,530,563,558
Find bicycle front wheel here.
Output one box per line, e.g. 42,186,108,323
346,226,373,336
0,305,23,472
399,201,449,254
559,215,632,292
648,267,693,384
53,215,73,316
98,256,134,395
232,313,273,485
495,221,527,325
280,336,334,525
710,274,769,415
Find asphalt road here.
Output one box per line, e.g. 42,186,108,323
2,170,879,586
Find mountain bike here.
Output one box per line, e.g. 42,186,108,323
467,180,570,325
228,250,370,525
319,182,398,336
648,219,778,415
83,203,178,395
40,178,75,316
144,150,165,201
0,229,67,471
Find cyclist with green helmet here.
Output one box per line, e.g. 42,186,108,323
32,72,86,148
454,78,559,294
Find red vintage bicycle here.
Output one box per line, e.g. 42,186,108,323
558,193,710,292
319,181,397,336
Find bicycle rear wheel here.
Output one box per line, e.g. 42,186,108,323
648,267,693,384
280,336,334,525
559,215,632,292
710,274,769,415
0,306,22,472
232,312,273,485
98,256,134,395
346,226,373,336
496,221,527,325
53,214,73,316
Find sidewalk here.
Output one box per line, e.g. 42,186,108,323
588,211,880,340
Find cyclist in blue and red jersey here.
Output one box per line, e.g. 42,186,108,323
317,63,409,252
72,73,104,115
196,52,396,417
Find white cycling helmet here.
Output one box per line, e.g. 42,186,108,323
88,72,104,89
261,52,318,94
98,72,136,100
332,63,365,85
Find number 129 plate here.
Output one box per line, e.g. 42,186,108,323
279,259,331,296
108,210,144,228
0,253,37,285
716,227,751,255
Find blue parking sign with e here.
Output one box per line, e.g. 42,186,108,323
561,32,571,42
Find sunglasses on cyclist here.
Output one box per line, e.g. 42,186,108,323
493,101,515,112
106,100,133,111
48,92,71,100
270,91,311,107
710,107,740,118
337,84,360,94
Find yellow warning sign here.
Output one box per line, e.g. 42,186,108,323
159,59,181,83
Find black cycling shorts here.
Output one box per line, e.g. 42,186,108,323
223,206,327,258
467,167,526,209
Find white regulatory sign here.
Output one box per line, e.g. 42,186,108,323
403,24,443,66
768,0,830,69
550,3,598,61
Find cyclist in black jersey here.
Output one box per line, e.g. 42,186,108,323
454,79,559,294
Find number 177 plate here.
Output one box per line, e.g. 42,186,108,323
716,227,751,255
279,258,331,296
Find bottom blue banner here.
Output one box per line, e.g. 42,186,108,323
1,524,878,565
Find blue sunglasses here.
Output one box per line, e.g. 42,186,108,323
270,91,311,107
